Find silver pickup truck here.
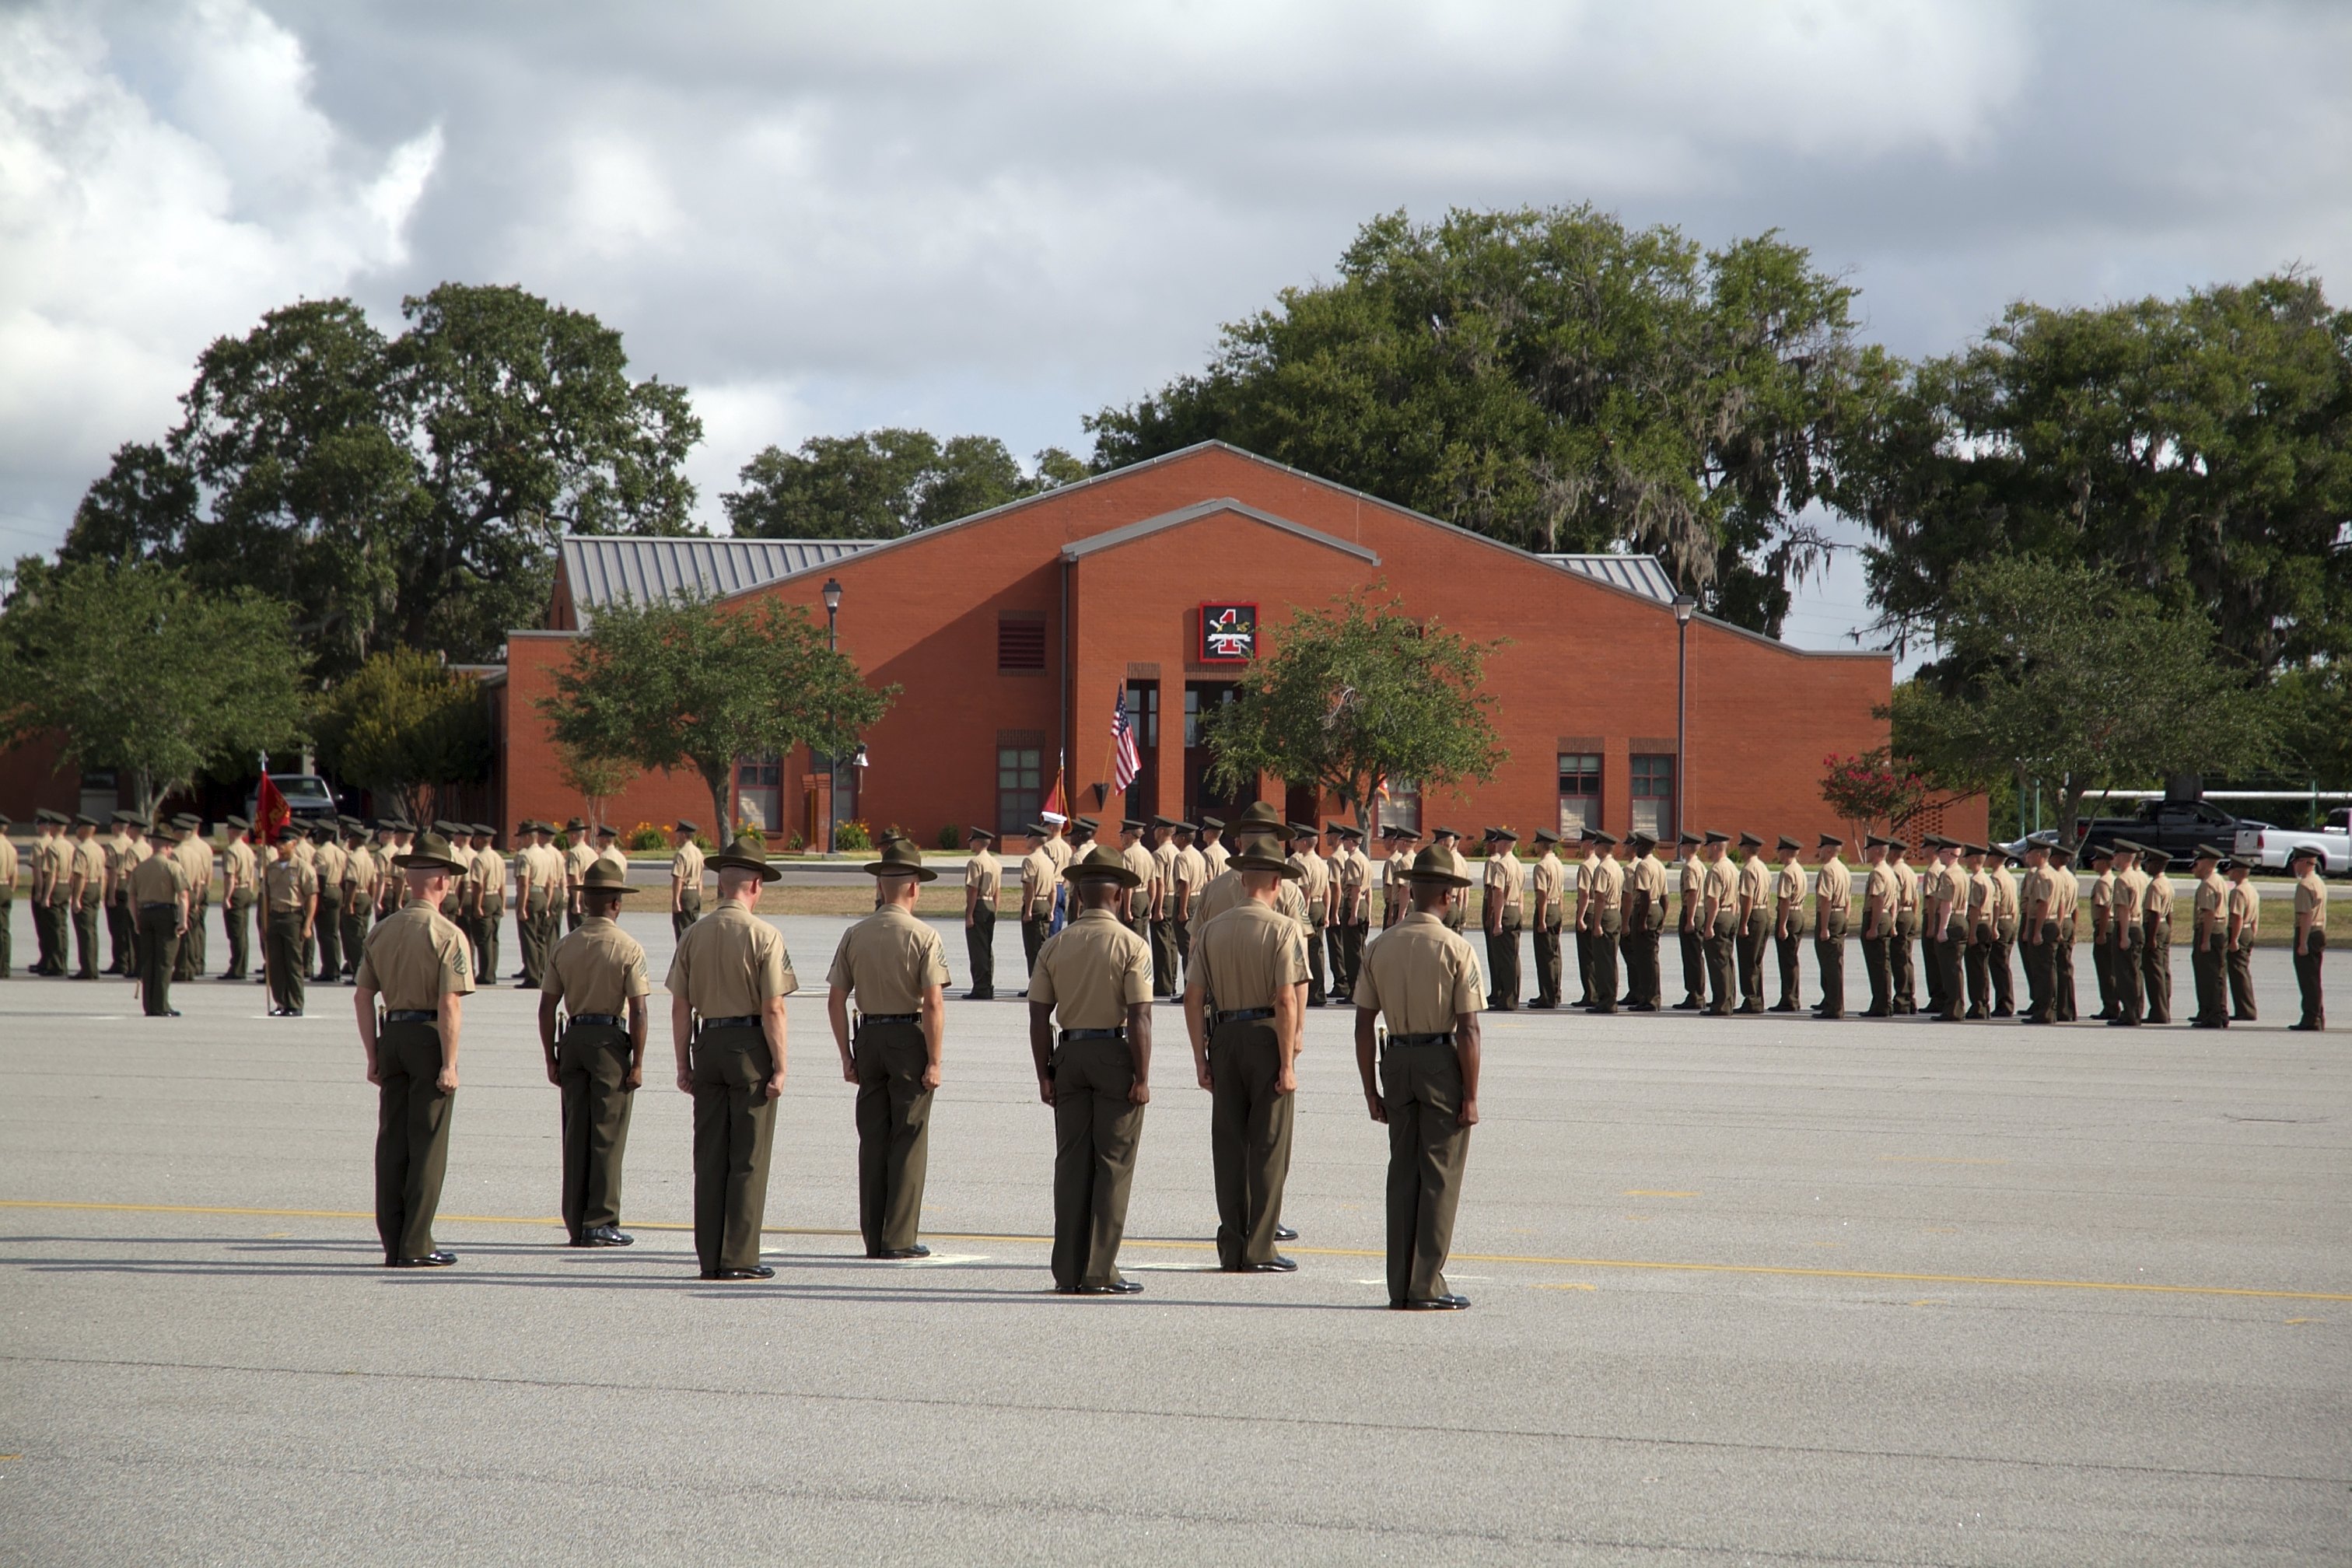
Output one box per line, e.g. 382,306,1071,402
2235,808,2350,874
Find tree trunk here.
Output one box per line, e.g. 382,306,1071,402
704,765,731,849
2057,773,2088,845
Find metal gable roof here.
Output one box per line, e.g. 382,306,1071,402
1535,552,1678,604
558,536,880,624
1060,498,1382,565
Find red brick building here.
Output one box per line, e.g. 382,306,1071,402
487,442,1976,852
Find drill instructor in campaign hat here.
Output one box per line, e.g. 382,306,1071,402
1352,844,1483,1311
1185,841,1309,1275
667,834,799,1280
1028,842,1155,1294
353,831,477,1268
828,838,950,1260
538,859,652,1248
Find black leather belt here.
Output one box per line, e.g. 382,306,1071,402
1061,1027,1125,1041
861,1012,919,1024
567,1013,625,1027
1388,1031,1454,1047
699,1014,761,1029
384,1010,437,1024
1213,1007,1275,1025
139,901,175,912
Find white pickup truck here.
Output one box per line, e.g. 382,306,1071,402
2235,808,2351,874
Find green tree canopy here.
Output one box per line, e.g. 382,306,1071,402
537,593,897,835
1853,275,2352,674
65,285,704,677
0,558,310,816
1890,557,2274,838
309,648,493,828
723,429,1085,539
1202,587,1505,823
1088,205,1893,635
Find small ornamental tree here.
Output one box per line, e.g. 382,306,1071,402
1818,750,1931,849
1202,586,1506,826
538,593,895,837
311,647,493,828
555,742,635,832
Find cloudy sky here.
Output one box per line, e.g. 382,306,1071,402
4,0,2347,648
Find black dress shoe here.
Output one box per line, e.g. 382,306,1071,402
873,1244,931,1260
572,1227,634,1247
966,991,994,1001
1398,1294,1471,1311
1274,1224,1297,1242
166,1009,182,1017
709,1265,775,1280
1241,1255,1298,1272
1078,1279,1144,1295
387,1251,457,1269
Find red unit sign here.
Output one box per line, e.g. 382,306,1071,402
1199,602,1258,663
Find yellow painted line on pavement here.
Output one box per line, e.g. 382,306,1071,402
8,1198,2352,1302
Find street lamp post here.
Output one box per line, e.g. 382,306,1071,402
821,577,843,853
1672,593,1696,844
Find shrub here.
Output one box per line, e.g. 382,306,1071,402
936,824,961,850
625,822,668,852
834,818,872,852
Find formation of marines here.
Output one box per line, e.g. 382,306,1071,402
5,800,2328,1298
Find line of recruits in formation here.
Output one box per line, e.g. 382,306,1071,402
6,803,2327,1305
336,797,1490,1309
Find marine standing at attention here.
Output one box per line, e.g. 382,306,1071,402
1811,835,1850,1019
1734,832,1770,1014
312,824,348,984
126,817,191,1017
562,818,597,934
2108,842,2148,1027
352,831,477,1269
67,814,105,980
219,817,257,981
1622,831,1669,1010
1174,821,1209,986
1352,845,1482,1311
1027,844,1154,1295
1675,831,1706,1009
340,821,376,981
1148,817,1181,998
2224,855,2259,1021
962,825,1000,1001
1118,820,1155,946
1017,825,1055,986
1581,832,1623,1014
1197,817,1229,881
1860,835,1896,1017
2086,845,2119,1020
2140,849,2176,1025
1925,838,1965,1023
1328,823,1367,1001
1770,835,1807,1013
1525,829,1565,1010
2187,845,2228,1029
1480,827,1523,1012
2288,843,2327,1031
2018,842,2056,1024
828,839,950,1261
1890,839,1921,1013
1698,831,1738,1017
2047,843,2081,1020
1185,840,1309,1275
669,820,706,940
669,835,796,1279
261,825,317,1017
1290,824,1332,1006
0,815,16,980
538,859,650,1248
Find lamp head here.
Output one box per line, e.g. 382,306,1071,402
822,577,843,613
1671,593,1696,625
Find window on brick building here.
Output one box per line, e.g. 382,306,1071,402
1629,754,1675,844
997,745,1043,837
1557,752,1602,838
1377,777,1420,836
997,614,1047,672
735,754,782,835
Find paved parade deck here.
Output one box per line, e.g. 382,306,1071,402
2,912,2346,1565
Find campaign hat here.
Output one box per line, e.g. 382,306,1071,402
1064,842,1142,888
863,838,939,882
578,860,639,898
1226,847,1301,880
1399,845,1473,888
708,833,783,882
394,831,471,874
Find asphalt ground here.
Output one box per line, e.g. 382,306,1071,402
2,910,2345,1566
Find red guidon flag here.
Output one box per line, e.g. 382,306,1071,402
1041,762,1069,826
256,773,292,842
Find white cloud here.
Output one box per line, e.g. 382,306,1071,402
0,0,437,548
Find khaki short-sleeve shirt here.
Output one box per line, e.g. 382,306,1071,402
965,849,1001,902
1528,851,1565,925
2091,869,2115,922
2112,867,2149,929
2227,879,2259,943
1355,912,1486,1034
69,838,107,902
1179,845,1209,912
314,842,348,893
1150,840,1179,903
1191,900,1310,1010
1865,859,1899,920
2294,870,2326,922
1482,852,1523,925
2145,873,2175,923
826,905,949,1014
1202,839,1230,879
1030,908,1152,1028
0,835,18,894
545,916,651,1018
2050,868,2080,925
1587,855,1625,915
2193,871,2226,928
1041,836,1073,874
1737,855,1771,919
1893,859,1920,916
665,901,798,1017
1815,858,1852,915
670,840,706,896
595,845,628,877
1992,866,2018,923
177,836,214,897
126,852,188,905
262,856,317,915
223,838,257,891
1773,860,1808,913
565,842,596,890
1966,867,1994,924
1629,852,1669,920
1702,856,1739,925
1290,850,1332,921
354,905,475,1011
1120,842,1157,899
1019,849,1055,919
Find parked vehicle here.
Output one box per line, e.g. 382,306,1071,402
2071,797,2270,862
243,772,341,824
2235,808,2352,875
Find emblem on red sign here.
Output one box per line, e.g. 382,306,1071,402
1199,603,1258,663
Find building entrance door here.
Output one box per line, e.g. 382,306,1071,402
1183,682,1258,824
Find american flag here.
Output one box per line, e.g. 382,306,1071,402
1111,691,1141,792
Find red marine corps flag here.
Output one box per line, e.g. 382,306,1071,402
1041,761,1069,826
256,772,292,843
